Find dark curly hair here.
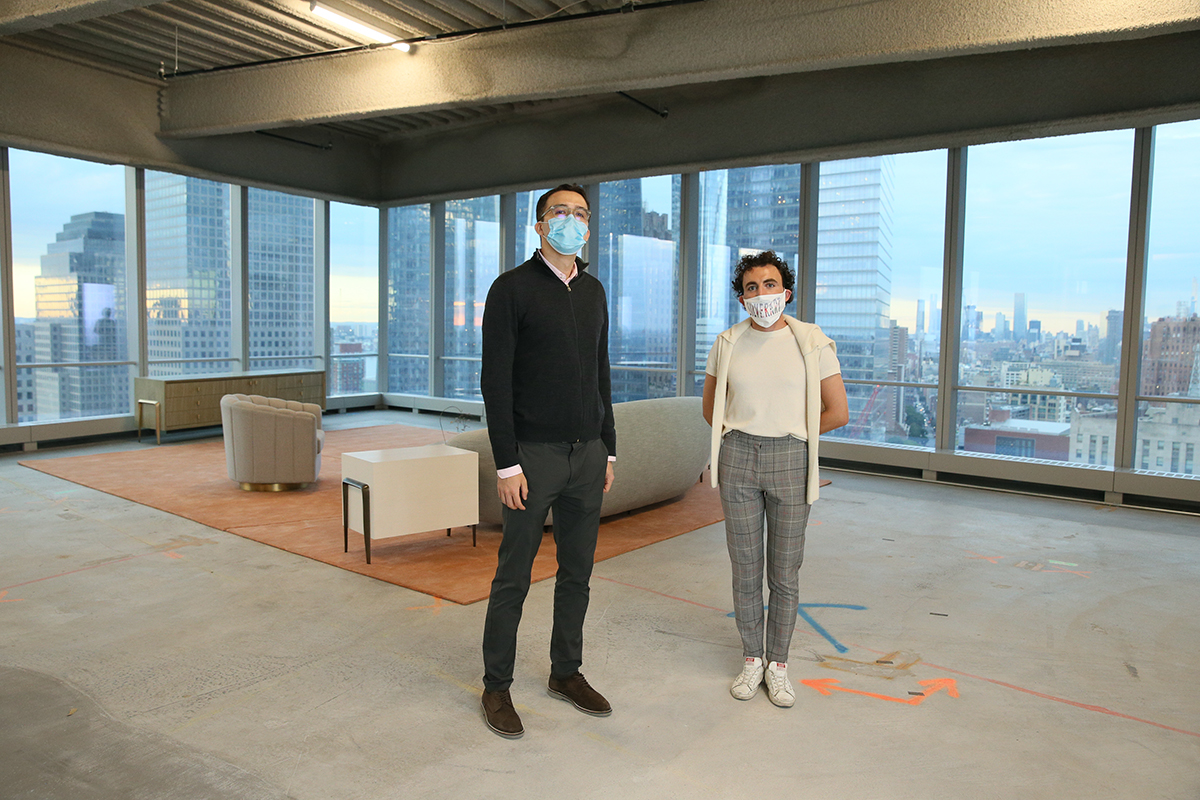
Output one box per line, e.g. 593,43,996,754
730,250,795,296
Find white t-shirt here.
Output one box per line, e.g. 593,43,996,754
705,326,841,441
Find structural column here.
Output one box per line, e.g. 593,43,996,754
935,147,967,453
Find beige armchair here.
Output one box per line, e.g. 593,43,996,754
220,393,324,491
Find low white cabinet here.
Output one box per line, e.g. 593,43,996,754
341,444,479,563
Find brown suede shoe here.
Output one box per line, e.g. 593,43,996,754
547,672,611,716
481,689,524,738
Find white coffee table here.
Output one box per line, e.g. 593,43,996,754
341,443,479,563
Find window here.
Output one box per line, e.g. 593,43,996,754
145,172,234,377
386,205,430,394
695,165,800,395
996,435,1035,458
1136,118,1200,476
247,189,316,371
597,176,681,401
958,131,1132,463
443,196,499,399
516,188,552,264
818,151,945,448
329,202,379,396
10,149,129,422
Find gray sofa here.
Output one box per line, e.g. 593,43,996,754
448,396,710,524
220,393,325,491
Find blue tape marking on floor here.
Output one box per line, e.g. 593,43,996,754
725,603,868,654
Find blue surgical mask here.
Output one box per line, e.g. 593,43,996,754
545,216,588,256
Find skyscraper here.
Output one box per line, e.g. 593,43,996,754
246,188,315,370
815,156,894,437
598,178,680,402
1102,309,1123,365
387,204,432,395
1014,292,1028,341
143,177,315,378
144,173,232,373
34,211,127,419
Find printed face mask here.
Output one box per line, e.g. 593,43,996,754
544,215,588,256
743,291,787,327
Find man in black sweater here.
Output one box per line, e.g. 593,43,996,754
479,184,617,739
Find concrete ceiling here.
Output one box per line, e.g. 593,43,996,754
3,0,1200,204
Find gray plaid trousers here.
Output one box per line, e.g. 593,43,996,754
717,430,810,664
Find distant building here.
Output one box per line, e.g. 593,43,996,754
1140,314,1200,396
144,173,232,374
34,211,127,420
330,341,365,395
14,322,36,422
1132,402,1200,474
816,156,894,438
1067,407,1118,467
1102,309,1123,365
387,204,432,395
1072,402,1200,474
963,412,1070,460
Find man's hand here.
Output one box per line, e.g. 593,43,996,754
497,473,528,511
604,461,615,493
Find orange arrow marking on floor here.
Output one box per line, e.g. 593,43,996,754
0,590,24,603
802,677,958,705
406,597,445,615
965,551,1006,563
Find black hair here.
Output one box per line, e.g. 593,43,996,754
730,250,795,296
535,184,589,221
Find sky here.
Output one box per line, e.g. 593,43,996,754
888,123,1200,338
6,122,1198,331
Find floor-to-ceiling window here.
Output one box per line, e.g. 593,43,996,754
817,152,945,448
597,175,681,402
1138,119,1200,475
9,150,129,422
386,204,430,394
144,172,235,377
515,189,551,264
444,196,499,399
695,165,801,395
328,202,378,396
958,131,1132,464
247,188,317,372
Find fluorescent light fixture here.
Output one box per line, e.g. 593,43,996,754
311,2,410,50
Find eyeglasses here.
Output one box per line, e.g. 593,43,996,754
543,204,591,223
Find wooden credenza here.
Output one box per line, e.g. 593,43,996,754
134,370,326,436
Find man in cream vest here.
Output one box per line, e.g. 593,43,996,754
702,250,849,708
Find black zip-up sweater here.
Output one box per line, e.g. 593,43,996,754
480,254,616,472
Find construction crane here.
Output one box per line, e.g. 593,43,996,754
852,384,882,437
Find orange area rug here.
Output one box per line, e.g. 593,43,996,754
21,424,723,604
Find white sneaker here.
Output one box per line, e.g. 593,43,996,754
765,661,795,708
730,657,764,700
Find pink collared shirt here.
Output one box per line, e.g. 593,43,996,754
537,248,576,285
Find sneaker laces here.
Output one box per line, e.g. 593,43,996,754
734,660,762,687
767,664,790,694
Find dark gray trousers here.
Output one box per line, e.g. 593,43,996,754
482,439,608,692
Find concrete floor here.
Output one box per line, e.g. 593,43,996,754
2,409,1198,799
